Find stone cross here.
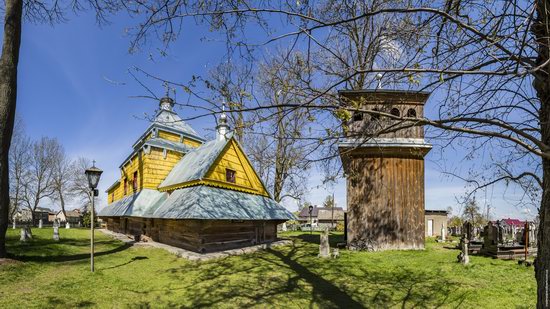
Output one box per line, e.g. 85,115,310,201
20,225,32,242
281,222,287,232
53,226,60,241
318,228,330,258
457,236,470,265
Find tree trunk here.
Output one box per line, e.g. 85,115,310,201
0,0,22,258
538,162,550,308
59,190,66,219
533,2,550,307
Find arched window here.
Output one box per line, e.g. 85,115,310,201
352,112,363,122
406,108,417,118
390,108,400,117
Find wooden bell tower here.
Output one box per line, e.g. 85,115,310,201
338,89,432,250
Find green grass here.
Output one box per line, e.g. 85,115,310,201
0,228,536,308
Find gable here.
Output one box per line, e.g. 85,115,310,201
203,139,269,196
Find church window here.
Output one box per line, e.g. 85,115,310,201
390,108,400,117
124,179,128,195
133,171,138,191
406,108,417,118
226,169,236,183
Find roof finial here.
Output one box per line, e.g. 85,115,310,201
163,81,171,98
159,82,175,112
375,73,383,89
217,100,230,141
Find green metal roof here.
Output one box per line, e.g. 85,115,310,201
98,186,294,221
144,138,191,153
158,138,229,189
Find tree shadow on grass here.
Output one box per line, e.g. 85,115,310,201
264,245,365,308
292,233,345,247
7,242,134,263
102,256,148,270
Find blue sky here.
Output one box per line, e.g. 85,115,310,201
15,10,537,220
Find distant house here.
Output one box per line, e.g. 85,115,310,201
297,206,345,229
14,207,55,225
425,210,448,237
55,209,82,225
494,218,526,237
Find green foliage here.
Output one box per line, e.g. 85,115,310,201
448,215,463,227
323,195,335,208
81,211,97,228
0,228,536,308
333,108,352,122
462,198,487,227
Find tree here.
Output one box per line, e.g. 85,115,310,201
21,137,59,225
0,0,23,257
448,216,463,228
248,53,313,203
50,144,73,219
462,198,486,227
8,117,29,220
323,195,335,209
70,157,93,209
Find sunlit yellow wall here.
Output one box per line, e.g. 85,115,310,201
142,147,183,189
204,140,269,196
158,130,180,142
183,138,202,148
107,184,123,204
107,152,144,204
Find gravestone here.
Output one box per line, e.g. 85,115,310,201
38,219,43,229
53,226,60,241
66,222,71,229
281,222,287,232
12,220,15,230
457,237,470,265
441,226,446,241
20,226,32,242
318,228,330,258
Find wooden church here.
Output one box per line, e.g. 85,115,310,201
99,95,294,253
338,89,432,250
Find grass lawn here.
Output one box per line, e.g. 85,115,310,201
0,228,536,308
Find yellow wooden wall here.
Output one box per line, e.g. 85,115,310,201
106,127,204,205
156,130,202,148
142,148,183,190
204,139,268,196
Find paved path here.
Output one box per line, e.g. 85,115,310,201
99,229,291,261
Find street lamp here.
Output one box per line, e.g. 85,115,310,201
308,205,314,235
85,161,102,273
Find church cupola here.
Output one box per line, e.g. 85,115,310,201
159,96,175,112
216,103,230,141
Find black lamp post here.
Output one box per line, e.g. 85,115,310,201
308,205,314,235
85,161,102,273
